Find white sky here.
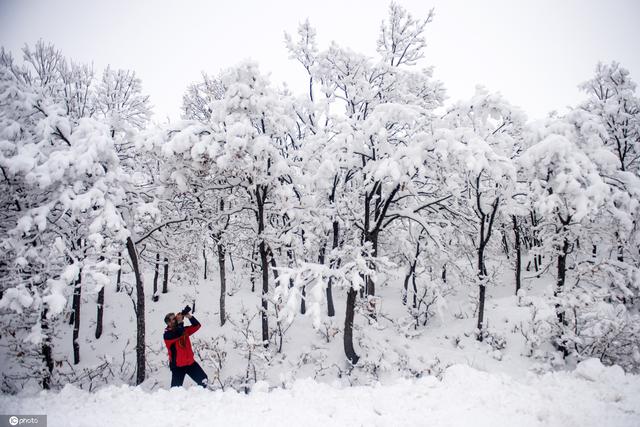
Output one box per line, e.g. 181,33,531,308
1,0,639,121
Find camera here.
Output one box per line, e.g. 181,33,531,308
181,305,191,316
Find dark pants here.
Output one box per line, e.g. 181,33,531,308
170,361,208,388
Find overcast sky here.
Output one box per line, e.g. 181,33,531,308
1,0,639,121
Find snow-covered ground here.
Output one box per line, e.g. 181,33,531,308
1,358,638,427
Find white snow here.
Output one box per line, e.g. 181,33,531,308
1,360,638,427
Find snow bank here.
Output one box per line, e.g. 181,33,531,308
1,361,638,427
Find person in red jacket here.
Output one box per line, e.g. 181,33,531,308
163,307,209,388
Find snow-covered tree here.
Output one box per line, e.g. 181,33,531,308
520,116,615,352
282,3,448,364
0,43,128,387
146,61,300,348
440,88,525,340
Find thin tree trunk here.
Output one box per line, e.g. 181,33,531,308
513,215,522,295
259,240,269,346
41,308,54,389
126,236,146,385
477,283,486,340
116,252,122,292
326,278,336,317
412,267,418,309
476,206,487,341
327,176,340,317
162,257,169,294
502,230,510,258
553,230,570,357
402,266,411,306
326,220,340,317
95,285,104,339
203,248,208,280
343,287,359,364
72,267,82,365
476,224,488,341
365,232,378,297
152,252,160,302
319,240,331,315
555,235,570,325
218,243,226,326
257,185,269,347
404,240,420,306
269,255,279,282
95,254,106,340
476,190,499,342
530,210,541,273
250,246,257,293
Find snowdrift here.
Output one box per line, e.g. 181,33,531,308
1,359,638,427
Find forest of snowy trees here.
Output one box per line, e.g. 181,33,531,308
0,3,639,393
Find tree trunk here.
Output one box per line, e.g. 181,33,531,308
218,243,226,326
364,232,378,297
259,240,269,346
477,283,486,341
126,236,146,385
555,235,570,325
402,267,411,306
530,210,542,273
203,248,208,280
513,215,522,295
95,285,104,339
95,254,106,340
300,286,306,314
502,230,510,258
250,247,257,293
257,185,269,347
553,229,571,357
404,240,420,306
116,252,122,292
476,208,487,342
343,286,359,364
412,266,418,309
162,257,169,294
152,252,160,302
475,192,499,341
326,220,340,317
41,308,54,390
476,216,489,340
269,255,279,282
72,267,82,365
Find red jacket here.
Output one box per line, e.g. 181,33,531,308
163,316,201,368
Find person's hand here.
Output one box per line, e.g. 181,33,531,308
185,312,192,319
175,312,184,323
